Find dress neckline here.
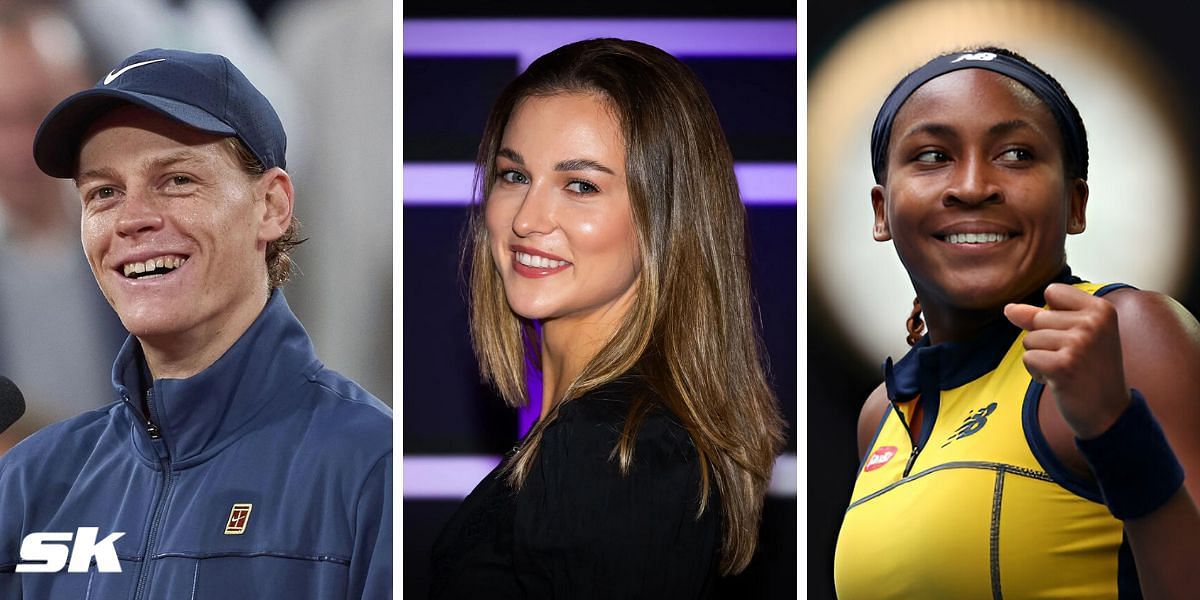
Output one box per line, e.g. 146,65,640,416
884,265,1081,402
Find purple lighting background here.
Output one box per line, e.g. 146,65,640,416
404,18,797,445
521,322,543,438
403,18,796,67
402,14,797,599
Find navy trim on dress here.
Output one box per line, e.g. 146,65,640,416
1095,283,1135,298
913,350,942,458
883,266,1083,400
857,404,894,472
1117,531,1143,599
1021,380,1104,503
1019,280,1137,504
880,266,1082,477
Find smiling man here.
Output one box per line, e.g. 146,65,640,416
0,49,392,599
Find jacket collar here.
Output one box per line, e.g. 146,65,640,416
111,290,320,467
884,265,1081,402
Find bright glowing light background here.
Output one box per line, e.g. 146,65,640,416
809,0,1194,365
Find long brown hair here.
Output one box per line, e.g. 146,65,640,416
466,38,786,575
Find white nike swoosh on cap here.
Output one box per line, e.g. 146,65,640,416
103,59,166,85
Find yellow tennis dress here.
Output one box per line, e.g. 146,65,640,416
834,279,1140,599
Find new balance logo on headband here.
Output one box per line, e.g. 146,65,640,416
951,52,997,63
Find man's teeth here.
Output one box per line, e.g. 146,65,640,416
123,256,187,278
515,252,569,269
946,232,1009,244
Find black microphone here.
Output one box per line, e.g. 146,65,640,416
0,376,26,435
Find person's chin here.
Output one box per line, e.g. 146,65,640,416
114,302,189,340
504,295,559,322
938,279,1026,312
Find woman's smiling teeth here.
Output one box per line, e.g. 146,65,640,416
122,256,188,279
516,251,569,269
945,232,1010,244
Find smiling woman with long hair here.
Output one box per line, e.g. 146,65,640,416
834,47,1200,599
430,38,786,597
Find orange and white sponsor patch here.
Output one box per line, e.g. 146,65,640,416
863,445,898,472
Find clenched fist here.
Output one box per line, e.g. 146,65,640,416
1004,283,1131,439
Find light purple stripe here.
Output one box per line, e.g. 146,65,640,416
402,162,796,206
402,162,476,204
734,163,797,204
404,19,796,68
403,455,502,499
402,454,797,499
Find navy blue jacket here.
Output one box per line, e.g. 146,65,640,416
0,291,392,599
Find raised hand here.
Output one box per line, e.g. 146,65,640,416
1003,283,1131,439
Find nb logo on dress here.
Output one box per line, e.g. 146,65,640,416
942,402,998,447
951,52,997,63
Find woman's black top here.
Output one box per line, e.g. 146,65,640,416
430,378,721,599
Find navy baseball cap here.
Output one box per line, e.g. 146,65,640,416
33,48,286,178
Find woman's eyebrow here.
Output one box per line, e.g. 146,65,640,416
498,147,614,174
898,120,1043,146
497,147,524,164
988,119,1037,137
901,122,958,140
554,158,614,175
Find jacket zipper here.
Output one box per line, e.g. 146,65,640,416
132,388,173,600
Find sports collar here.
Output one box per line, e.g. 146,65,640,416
111,289,320,467
883,265,1081,402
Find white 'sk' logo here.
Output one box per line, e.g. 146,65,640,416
103,59,166,85
951,52,997,63
15,528,125,572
